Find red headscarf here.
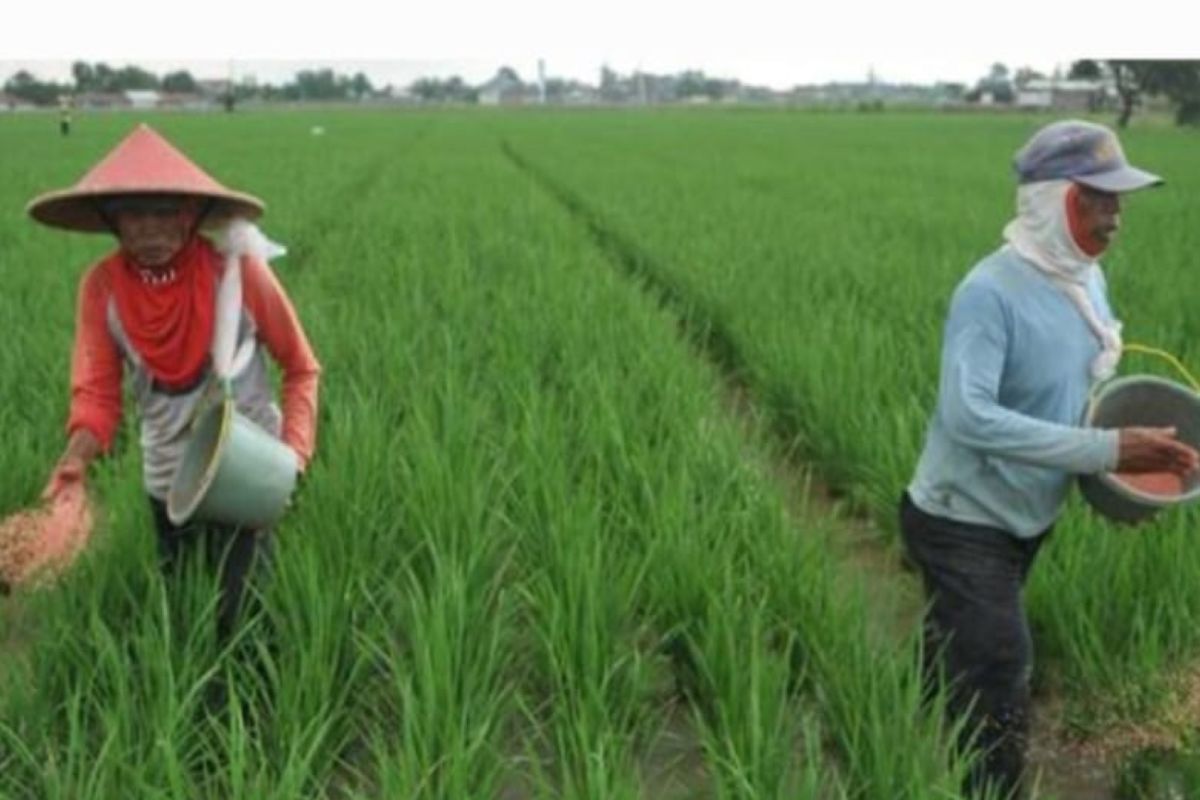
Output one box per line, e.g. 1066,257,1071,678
107,235,217,390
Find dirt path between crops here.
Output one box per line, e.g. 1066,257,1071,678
500,140,1142,800
722,387,1128,800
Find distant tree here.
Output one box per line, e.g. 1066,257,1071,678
257,82,283,102
350,71,373,100
676,69,707,99
162,70,198,94
1068,59,1102,80
542,77,595,104
4,70,33,100
937,82,967,102
68,61,161,93
444,76,477,103
972,63,1014,103
292,69,342,100
93,63,116,92
544,77,568,102
1108,60,1142,128
410,77,441,102
71,61,95,91
599,65,625,102
1102,60,1200,126
3,70,68,105
71,61,113,92
496,66,522,84
704,77,738,101
408,75,476,104
114,65,159,91
1133,60,1200,126
1013,66,1045,87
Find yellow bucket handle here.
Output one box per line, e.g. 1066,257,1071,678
1087,343,1200,423
1122,343,1200,394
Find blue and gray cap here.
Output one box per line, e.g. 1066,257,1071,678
1014,119,1163,192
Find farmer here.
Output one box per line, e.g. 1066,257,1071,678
58,98,71,137
900,119,1199,797
31,123,320,641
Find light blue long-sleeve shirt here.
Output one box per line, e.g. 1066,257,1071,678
907,245,1121,539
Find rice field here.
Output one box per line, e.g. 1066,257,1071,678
1,107,1198,798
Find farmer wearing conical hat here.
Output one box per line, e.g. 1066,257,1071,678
32,124,320,639
900,120,1200,797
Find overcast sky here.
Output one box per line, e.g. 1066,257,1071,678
2,0,1190,90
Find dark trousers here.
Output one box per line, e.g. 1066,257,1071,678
149,497,271,642
899,492,1049,799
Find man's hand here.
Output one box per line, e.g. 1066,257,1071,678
41,429,102,502
1116,427,1200,476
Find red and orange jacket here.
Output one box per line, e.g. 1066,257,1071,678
68,246,320,499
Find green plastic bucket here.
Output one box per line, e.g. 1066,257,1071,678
167,395,298,528
1079,375,1200,524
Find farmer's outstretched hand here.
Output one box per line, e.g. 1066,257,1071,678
1117,427,1200,477
41,429,102,502
42,457,85,502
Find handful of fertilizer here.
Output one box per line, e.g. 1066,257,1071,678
0,482,93,592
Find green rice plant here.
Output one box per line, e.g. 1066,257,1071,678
1,110,980,799
496,109,1200,733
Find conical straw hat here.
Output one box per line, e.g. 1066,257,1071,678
27,123,264,233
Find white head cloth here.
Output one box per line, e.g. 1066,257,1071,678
1002,179,1122,381
207,219,288,382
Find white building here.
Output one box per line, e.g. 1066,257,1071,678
124,90,161,109
1016,79,1108,111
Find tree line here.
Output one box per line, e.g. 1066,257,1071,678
969,60,1200,127
4,59,1198,125
1099,61,1200,127
2,62,377,106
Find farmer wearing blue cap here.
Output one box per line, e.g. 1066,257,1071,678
900,120,1199,797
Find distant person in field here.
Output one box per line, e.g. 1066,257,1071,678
900,120,1199,798
30,124,320,641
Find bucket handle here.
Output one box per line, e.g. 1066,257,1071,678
1087,342,1200,421
1120,343,1200,393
